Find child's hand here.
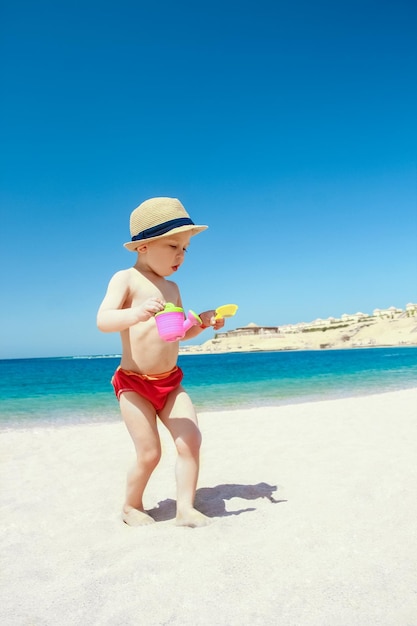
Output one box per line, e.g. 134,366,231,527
199,310,225,331
136,297,165,321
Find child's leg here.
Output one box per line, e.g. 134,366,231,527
119,391,160,526
159,386,210,527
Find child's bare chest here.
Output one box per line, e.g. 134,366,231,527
127,274,178,307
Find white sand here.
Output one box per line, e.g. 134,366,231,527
1,388,417,626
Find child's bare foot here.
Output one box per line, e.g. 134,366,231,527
122,507,155,527
176,508,212,528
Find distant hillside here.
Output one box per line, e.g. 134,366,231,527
181,309,417,354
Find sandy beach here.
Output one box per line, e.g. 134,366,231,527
1,388,417,626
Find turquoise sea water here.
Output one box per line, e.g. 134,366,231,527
1,347,416,429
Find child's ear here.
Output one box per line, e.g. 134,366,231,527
136,243,148,253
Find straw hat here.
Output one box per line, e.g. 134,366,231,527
124,197,208,251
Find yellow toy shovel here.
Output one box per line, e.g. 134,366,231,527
214,304,238,320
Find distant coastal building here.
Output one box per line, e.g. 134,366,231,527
341,312,370,322
218,324,280,339
373,306,404,319
310,318,327,327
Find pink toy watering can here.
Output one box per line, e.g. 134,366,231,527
155,303,202,342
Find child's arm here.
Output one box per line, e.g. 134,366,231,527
97,271,164,333
182,309,225,340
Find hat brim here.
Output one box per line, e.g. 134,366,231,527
123,224,208,251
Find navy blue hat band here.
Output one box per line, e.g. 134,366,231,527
131,217,195,242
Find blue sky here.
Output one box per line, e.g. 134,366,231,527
1,0,416,359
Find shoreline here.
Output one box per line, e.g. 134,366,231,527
2,382,417,432
1,346,416,430
1,388,417,625
181,341,417,355
182,314,417,355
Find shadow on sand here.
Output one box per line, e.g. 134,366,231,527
147,482,286,522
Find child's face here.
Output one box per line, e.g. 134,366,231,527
139,232,191,276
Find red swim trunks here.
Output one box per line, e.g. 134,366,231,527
111,366,184,412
